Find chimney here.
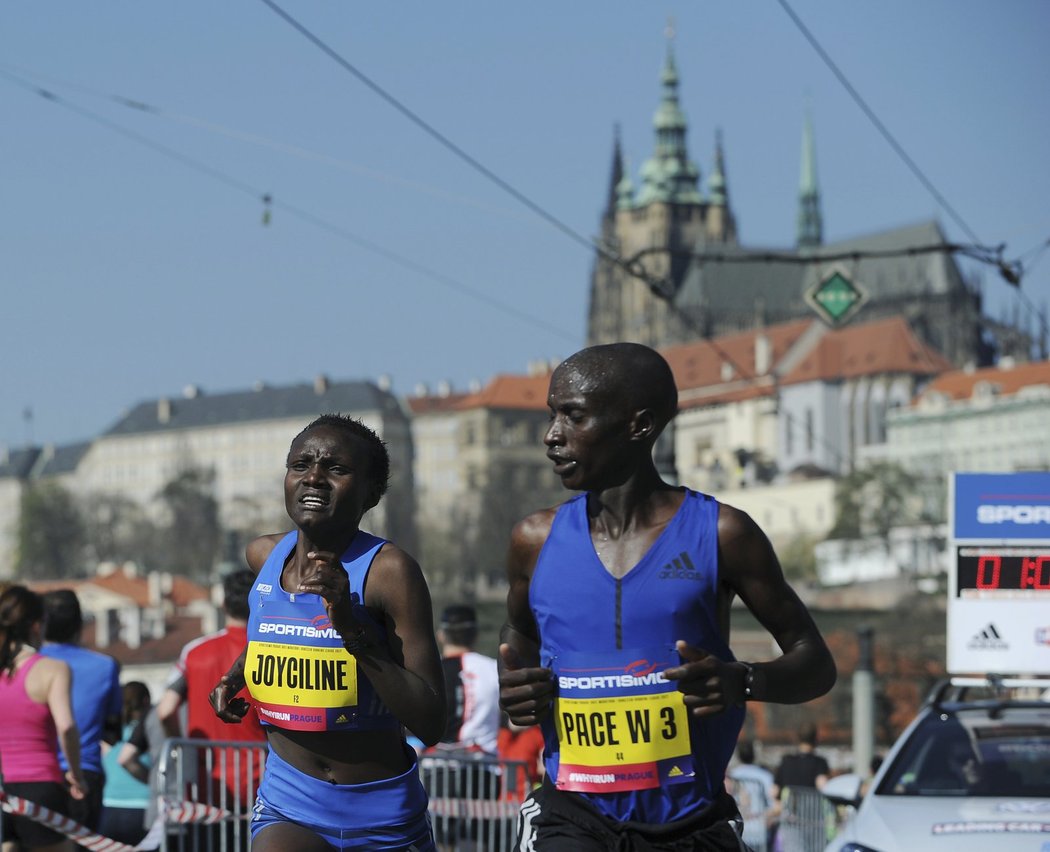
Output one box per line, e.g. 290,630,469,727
377,374,392,392
182,384,201,399
313,374,330,395
755,333,772,376
148,571,162,607
123,607,142,650
157,398,172,424
96,608,112,648
437,380,452,398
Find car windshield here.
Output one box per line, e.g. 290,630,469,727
877,709,1050,797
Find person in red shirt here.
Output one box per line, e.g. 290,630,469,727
157,570,266,806
497,717,545,801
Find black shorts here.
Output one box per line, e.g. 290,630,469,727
515,779,749,851
1,780,74,848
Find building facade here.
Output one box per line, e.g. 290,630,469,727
408,370,565,599
864,359,1050,477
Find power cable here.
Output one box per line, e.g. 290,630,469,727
257,1,598,256
0,61,538,224
775,0,984,247
0,67,579,345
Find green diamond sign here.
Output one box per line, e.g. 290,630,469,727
804,266,869,326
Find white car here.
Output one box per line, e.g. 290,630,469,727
823,677,1050,852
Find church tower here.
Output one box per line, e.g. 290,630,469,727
586,36,738,348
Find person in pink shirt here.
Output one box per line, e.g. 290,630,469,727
0,585,87,851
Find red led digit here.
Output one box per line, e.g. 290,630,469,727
976,555,1001,589
1035,556,1050,591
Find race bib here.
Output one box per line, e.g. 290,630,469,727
245,640,358,731
552,647,694,793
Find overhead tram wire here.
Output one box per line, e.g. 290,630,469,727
255,0,664,295
774,0,983,247
0,67,578,346
775,0,1047,346
0,61,542,225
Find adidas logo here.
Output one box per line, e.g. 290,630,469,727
967,623,1008,651
658,551,702,580
335,714,349,724
667,765,684,777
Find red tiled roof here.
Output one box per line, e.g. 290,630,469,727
460,374,551,411
405,391,470,415
781,315,951,385
29,569,210,608
919,359,1050,401
661,319,814,391
86,614,206,668
409,373,552,414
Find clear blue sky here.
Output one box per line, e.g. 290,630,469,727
3,1,1048,449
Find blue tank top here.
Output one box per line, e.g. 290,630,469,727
530,489,745,823
244,530,399,732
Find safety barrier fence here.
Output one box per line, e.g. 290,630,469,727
1,742,848,852
419,751,532,851
771,785,845,852
157,738,266,852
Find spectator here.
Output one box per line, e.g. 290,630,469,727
773,721,830,796
729,740,775,851
157,569,266,805
119,699,168,849
428,604,501,849
99,681,152,846
41,589,122,831
772,722,832,852
435,604,500,756
0,585,87,851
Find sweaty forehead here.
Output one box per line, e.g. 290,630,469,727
550,359,623,404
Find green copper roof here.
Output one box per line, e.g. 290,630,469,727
636,41,703,206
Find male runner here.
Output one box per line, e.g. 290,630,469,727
498,342,836,850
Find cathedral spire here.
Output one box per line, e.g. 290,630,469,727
796,104,823,248
706,128,736,242
605,124,625,218
708,128,728,207
636,28,702,206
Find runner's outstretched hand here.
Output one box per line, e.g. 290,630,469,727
663,640,747,717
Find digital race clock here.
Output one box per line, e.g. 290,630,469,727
956,547,1050,596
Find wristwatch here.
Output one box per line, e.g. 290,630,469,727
740,662,756,702
342,629,372,655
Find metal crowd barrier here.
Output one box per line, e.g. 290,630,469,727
155,740,533,852
418,751,532,852
773,785,840,852
728,775,773,852
157,737,266,852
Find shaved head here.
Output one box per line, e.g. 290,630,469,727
556,342,678,432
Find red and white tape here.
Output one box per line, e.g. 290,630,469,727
0,790,234,850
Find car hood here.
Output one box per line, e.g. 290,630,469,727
831,795,1050,852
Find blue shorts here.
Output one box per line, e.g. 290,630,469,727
251,748,436,851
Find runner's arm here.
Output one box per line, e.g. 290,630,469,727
498,511,555,726
719,503,836,704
